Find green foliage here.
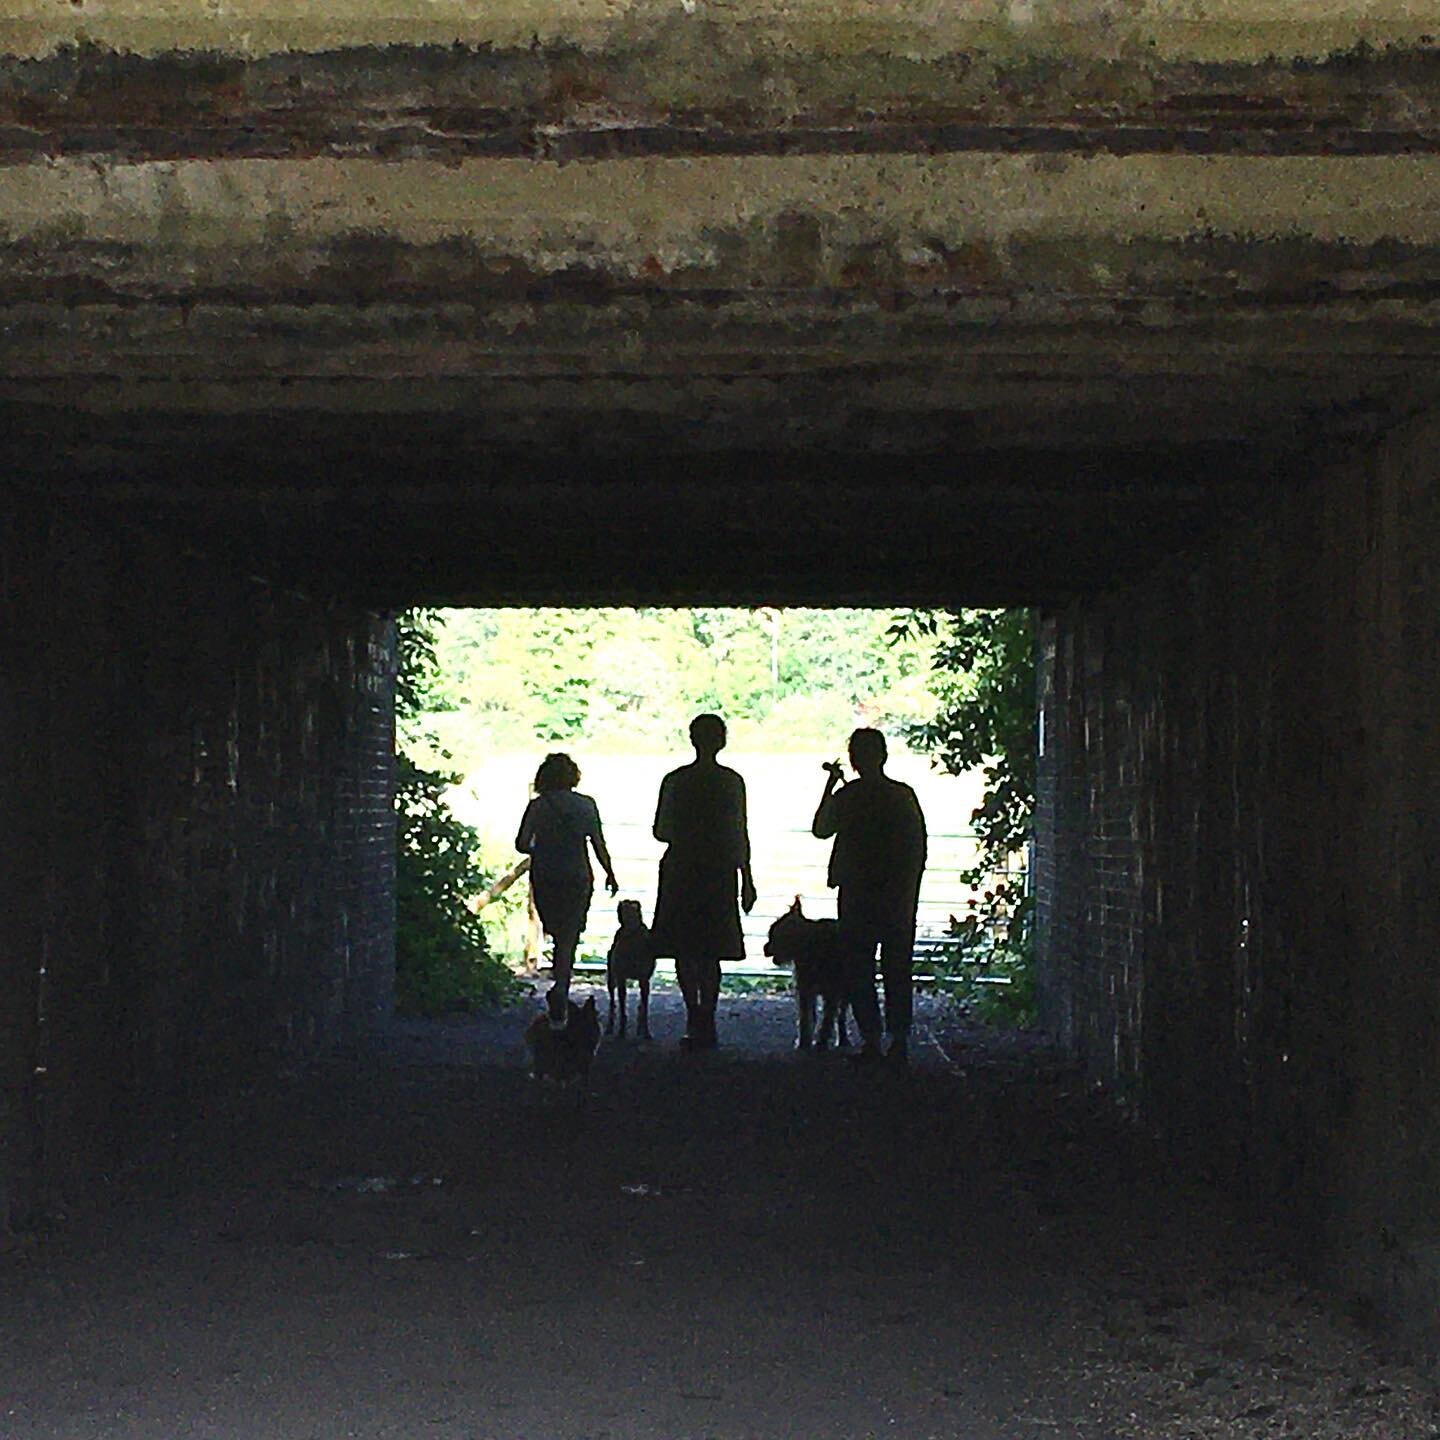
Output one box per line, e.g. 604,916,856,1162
395,609,443,729
893,609,1035,866
395,611,520,1014
893,608,1038,1026
421,607,935,762
716,972,794,996
933,940,1039,1029
395,753,517,1013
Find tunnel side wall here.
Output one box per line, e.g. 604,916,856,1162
0,503,395,1227
1034,411,1440,1352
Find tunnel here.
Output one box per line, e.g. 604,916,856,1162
2,3,1440,1430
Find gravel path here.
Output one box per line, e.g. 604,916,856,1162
1,988,1435,1439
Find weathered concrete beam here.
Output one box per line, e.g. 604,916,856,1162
0,155,1434,453
3,154,1440,260
5,233,1440,312
0,111,1431,605
0,40,1437,161
0,329,1428,456
0,0,1431,63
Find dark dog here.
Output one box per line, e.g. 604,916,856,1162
524,996,601,1083
606,899,657,1040
764,897,850,1051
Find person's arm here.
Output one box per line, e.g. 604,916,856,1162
588,800,619,896
812,764,844,838
653,773,675,844
515,797,539,856
906,788,928,882
737,777,757,914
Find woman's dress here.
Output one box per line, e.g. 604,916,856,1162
650,761,749,960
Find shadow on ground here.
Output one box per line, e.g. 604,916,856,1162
2,990,1435,1439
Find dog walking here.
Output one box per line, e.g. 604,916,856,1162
606,899,657,1040
812,728,927,1066
650,714,757,1050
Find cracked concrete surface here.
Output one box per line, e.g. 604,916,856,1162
0,0,1435,60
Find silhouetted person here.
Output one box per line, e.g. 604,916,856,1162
516,752,618,1028
652,714,757,1050
812,728,927,1065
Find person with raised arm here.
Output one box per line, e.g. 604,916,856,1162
813,728,927,1067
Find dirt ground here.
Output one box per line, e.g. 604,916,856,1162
2,988,1437,1440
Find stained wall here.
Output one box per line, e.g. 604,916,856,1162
0,502,394,1229
1035,410,1440,1349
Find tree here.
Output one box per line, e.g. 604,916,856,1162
419,606,936,754
896,609,1035,878
394,610,519,1013
891,608,1037,1024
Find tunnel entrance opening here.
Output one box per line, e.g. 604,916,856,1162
395,604,1031,1025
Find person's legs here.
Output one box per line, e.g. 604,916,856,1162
636,976,651,1041
696,958,721,1047
838,890,883,1055
878,922,916,1060
549,920,580,1024
675,955,702,1040
545,884,591,1026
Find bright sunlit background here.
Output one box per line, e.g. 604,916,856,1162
407,607,991,966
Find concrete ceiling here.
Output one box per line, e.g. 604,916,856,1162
3,12,1439,606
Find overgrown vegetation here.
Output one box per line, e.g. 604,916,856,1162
392,604,1036,1023
893,608,1038,1027
423,607,934,761
395,610,521,1014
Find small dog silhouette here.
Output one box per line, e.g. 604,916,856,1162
524,996,601,1083
606,899,657,1040
764,897,850,1051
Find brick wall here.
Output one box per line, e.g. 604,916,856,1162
0,500,394,1226
1035,410,1440,1351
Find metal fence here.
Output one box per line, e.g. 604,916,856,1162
536,820,1025,975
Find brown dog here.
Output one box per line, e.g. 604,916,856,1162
524,996,602,1083
763,897,851,1051
606,899,657,1040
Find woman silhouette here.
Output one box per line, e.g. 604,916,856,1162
651,715,757,1049
516,753,618,1027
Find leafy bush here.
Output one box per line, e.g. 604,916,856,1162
395,612,521,1015
415,607,935,755
717,971,793,996
892,608,1038,1028
930,927,1038,1029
